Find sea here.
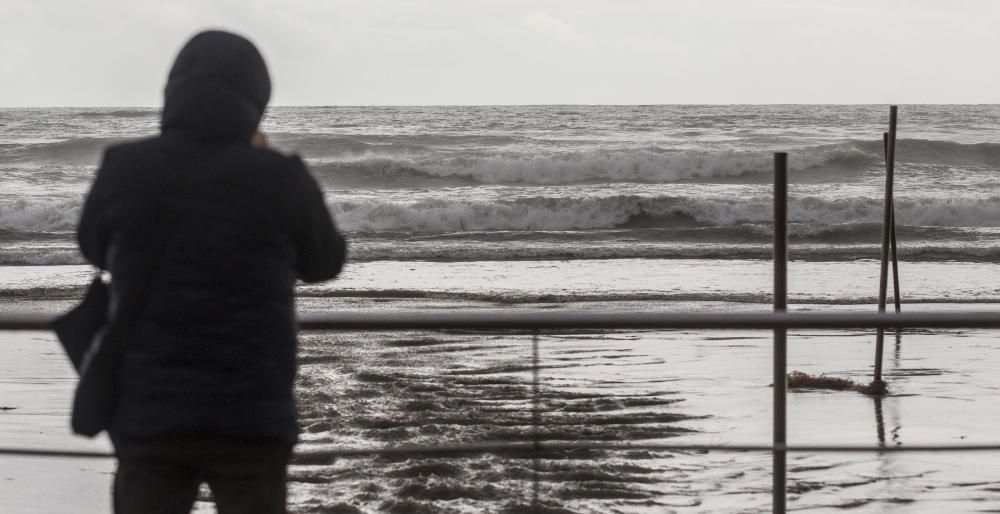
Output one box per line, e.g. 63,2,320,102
2,105,1000,513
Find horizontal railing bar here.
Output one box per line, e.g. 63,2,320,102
2,311,999,332
309,311,1000,330
7,442,1000,461
0,448,114,459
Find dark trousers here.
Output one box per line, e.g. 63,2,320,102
113,440,292,514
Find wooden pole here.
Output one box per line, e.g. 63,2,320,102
874,107,897,383
773,152,788,514
884,132,902,313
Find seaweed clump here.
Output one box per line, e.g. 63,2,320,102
787,371,888,396
856,378,888,396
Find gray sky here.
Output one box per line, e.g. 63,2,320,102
2,0,999,106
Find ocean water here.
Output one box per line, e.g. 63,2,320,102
2,105,1000,512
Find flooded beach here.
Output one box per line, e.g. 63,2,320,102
3,105,1000,511
4,295,1000,512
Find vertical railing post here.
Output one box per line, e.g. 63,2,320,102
875,106,898,383
773,152,788,514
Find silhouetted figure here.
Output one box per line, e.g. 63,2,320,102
77,30,346,513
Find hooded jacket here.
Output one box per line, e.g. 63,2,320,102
77,31,346,445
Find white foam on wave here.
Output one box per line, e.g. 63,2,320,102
4,193,1000,237
0,197,81,232
332,195,1000,233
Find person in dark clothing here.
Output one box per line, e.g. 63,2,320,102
77,30,346,513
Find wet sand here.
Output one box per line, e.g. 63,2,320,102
3,299,1000,512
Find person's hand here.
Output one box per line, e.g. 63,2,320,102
251,130,269,148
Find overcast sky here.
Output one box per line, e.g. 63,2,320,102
2,0,999,106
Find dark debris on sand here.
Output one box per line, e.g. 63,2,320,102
787,371,889,396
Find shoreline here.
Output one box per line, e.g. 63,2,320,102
4,258,1000,307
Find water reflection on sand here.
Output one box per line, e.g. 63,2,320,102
3,300,1000,512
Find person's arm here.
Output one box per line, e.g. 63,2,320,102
77,149,117,269
290,157,346,283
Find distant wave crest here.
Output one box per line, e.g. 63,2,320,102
416,145,874,184
306,139,1000,187
76,109,156,118
313,144,876,186
6,137,999,179
853,138,1000,167
0,137,125,164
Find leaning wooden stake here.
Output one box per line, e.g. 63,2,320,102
773,152,788,514
873,107,897,389
884,132,902,313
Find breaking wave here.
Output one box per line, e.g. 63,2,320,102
331,195,1000,233
0,197,81,232
5,194,1000,237
312,144,877,186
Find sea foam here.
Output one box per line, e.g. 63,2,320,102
331,195,1000,233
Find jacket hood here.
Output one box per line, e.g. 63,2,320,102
161,30,271,141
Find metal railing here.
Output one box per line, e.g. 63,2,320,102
5,310,1000,332
3,309,1000,513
